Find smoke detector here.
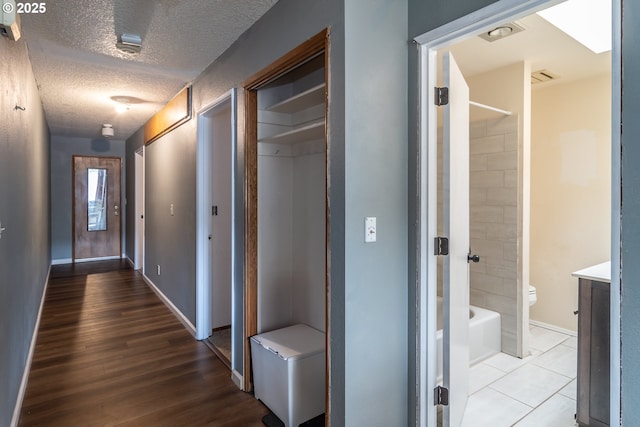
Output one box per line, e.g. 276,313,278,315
101,124,114,138
116,33,142,54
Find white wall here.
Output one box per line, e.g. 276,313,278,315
257,148,294,332
292,148,326,332
530,73,611,332
257,141,326,333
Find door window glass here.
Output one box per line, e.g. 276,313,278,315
88,168,108,231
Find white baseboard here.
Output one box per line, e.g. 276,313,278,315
231,370,244,391
529,319,577,337
51,258,72,265
11,265,51,427
73,256,121,263
141,274,197,337
126,256,135,269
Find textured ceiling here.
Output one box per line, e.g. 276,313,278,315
20,0,279,140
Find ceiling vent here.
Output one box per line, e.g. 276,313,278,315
531,69,560,84
478,21,525,42
116,33,142,54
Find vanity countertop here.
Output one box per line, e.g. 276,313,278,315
572,261,611,283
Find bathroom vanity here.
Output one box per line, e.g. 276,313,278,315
572,261,610,427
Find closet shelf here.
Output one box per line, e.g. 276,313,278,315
266,83,326,114
258,119,325,145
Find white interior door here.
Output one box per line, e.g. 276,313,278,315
134,148,144,271
442,51,470,427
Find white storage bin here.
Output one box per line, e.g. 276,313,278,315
250,324,325,427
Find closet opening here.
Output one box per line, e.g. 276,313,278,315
243,29,330,425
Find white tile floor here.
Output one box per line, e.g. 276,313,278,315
460,325,578,427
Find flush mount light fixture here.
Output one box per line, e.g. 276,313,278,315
111,95,144,104
101,124,114,138
488,26,513,38
116,33,142,54
478,21,525,42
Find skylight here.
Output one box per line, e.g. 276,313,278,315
537,0,611,54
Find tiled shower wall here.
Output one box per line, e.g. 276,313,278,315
469,115,519,356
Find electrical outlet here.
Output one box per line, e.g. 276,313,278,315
170,203,174,216
0,220,5,240
157,264,161,275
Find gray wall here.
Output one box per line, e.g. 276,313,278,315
0,37,50,427
125,0,409,423
144,120,198,324
343,0,408,425
621,0,640,423
50,136,126,262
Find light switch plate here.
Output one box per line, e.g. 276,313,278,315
365,217,376,243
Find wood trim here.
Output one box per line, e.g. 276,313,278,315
72,155,77,261
244,88,258,391
242,30,328,90
323,28,331,427
144,86,192,145
243,28,329,396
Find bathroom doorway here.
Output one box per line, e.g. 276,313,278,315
415,0,619,425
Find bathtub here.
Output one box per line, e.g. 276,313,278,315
436,297,501,380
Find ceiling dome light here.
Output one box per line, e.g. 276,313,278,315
115,104,130,113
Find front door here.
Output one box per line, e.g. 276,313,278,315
442,51,471,426
73,156,122,261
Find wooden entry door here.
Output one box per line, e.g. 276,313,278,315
73,156,122,260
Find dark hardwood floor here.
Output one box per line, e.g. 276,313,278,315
19,261,269,426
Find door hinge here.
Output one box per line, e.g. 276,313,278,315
212,205,218,216
435,86,449,106
434,386,449,406
434,237,449,256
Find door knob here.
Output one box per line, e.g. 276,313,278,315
467,253,480,263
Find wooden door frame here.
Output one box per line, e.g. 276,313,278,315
242,28,330,397
72,155,123,262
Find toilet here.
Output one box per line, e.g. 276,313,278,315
529,285,537,306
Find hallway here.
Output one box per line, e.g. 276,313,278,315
18,261,269,426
